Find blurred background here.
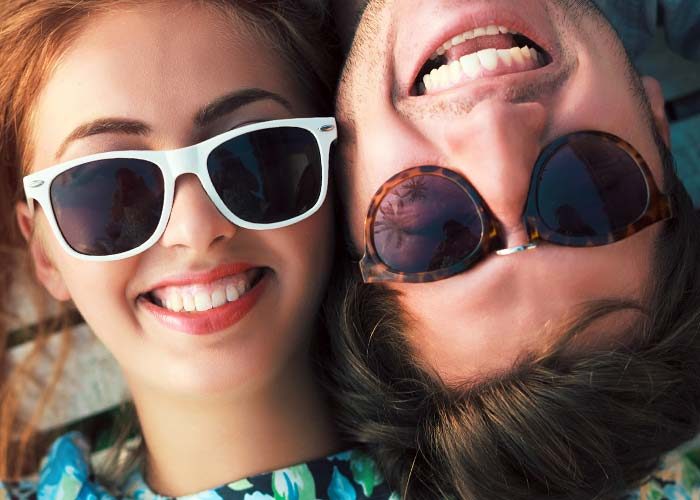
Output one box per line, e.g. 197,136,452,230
636,28,700,205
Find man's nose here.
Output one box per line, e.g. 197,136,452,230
441,100,547,248
159,174,237,253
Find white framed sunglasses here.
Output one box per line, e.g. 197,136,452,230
23,117,336,261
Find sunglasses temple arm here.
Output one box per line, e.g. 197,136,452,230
23,194,36,216
666,195,676,218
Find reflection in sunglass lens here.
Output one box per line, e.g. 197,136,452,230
537,137,649,238
373,175,484,274
207,127,322,224
51,159,164,256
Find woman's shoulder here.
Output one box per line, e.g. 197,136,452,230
0,432,114,500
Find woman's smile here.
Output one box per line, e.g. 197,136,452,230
138,265,270,335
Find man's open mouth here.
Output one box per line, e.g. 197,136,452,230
412,24,553,96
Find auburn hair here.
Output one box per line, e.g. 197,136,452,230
0,0,339,480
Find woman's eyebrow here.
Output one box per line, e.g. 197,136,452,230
195,88,293,128
55,118,150,160
55,88,293,161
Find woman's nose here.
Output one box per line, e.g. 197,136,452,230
158,174,237,253
441,100,547,248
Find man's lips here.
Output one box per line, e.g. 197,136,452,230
397,2,559,97
413,26,551,96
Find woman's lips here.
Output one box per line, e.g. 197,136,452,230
139,270,269,335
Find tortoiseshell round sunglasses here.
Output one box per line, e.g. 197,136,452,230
360,131,674,284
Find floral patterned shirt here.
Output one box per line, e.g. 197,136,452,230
4,433,700,500
0,432,394,500
624,445,700,500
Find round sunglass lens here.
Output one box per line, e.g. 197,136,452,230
207,127,322,225
536,136,649,239
372,174,483,274
50,159,164,256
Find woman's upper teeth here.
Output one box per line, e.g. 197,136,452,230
150,272,254,313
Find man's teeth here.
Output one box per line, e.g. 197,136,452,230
155,278,252,313
423,46,541,92
433,24,514,59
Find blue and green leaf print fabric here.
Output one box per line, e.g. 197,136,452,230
0,433,391,500
4,432,700,499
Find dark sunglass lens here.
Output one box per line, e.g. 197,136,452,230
51,159,164,256
373,174,483,274
207,127,322,225
537,136,649,239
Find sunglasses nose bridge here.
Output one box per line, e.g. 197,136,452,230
164,143,205,182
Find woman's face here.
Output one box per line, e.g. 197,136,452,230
19,2,334,396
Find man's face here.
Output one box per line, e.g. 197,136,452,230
336,0,669,383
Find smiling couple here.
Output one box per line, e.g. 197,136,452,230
0,0,699,499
